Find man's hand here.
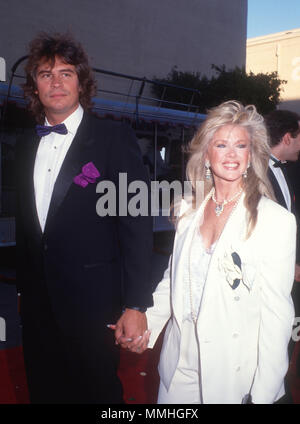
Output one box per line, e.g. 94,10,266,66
295,264,300,282
114,308,148,350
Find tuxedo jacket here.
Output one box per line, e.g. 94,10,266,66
16,112,153,337
146,193,296,404
267,166,292,211
268,165,300,264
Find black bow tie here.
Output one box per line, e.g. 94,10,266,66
36,123,68,137
272,158,287,168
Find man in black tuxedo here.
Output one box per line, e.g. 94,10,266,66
265,110,300,284
264,109,300,402
16,32,153,403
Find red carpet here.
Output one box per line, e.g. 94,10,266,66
288,340,300,404
1,339,299,404
0,347,29,404
0,269,161,404
0,338,163,404
118,336,162,404
0,324,299,404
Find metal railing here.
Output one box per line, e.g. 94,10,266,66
1,55,204,127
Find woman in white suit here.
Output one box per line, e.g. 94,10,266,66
130,101,296,404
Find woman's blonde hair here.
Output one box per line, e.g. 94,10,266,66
186,100,275,237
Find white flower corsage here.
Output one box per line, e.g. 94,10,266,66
219,251,243,290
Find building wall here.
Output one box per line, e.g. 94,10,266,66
0,0,247,84
246,28,300,113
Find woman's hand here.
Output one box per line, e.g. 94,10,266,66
127,329,151,354
107,324,151,354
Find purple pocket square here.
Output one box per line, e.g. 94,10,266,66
74,162,100,188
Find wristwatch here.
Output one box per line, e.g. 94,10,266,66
124,306,147,313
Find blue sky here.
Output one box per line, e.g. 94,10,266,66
247,0,300,38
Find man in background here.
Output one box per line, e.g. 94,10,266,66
265,109,300,286
265,109,300,402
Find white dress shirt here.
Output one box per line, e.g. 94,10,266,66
33,105,84,232
269,155,291,211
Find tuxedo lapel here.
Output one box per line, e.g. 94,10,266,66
24,131,43,237
268,167,288,209
282,168,296,214
44,113,93,233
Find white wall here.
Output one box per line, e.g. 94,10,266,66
247,28,300,113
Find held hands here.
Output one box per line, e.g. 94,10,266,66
108,308,151,354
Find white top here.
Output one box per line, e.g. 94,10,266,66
33,105,84,231
269,156,291,212
183,229,216,322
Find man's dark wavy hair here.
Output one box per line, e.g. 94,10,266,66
23,32,97,123
264,109,300,147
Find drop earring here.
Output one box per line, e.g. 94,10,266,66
205,161,211,180
243,162,250,179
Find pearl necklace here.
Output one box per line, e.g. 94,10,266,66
211,187,243,217
188,188,243,324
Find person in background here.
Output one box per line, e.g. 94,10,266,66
264,109,300,399
15,32,153,403
128,101,296,404
264,109,300,295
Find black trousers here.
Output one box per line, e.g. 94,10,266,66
21,299,123,404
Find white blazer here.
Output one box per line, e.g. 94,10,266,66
146,192,296,404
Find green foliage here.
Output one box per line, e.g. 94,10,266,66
151,65,286,115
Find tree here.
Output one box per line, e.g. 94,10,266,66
151,65,286,115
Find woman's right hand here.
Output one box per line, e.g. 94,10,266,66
128,329,151,354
